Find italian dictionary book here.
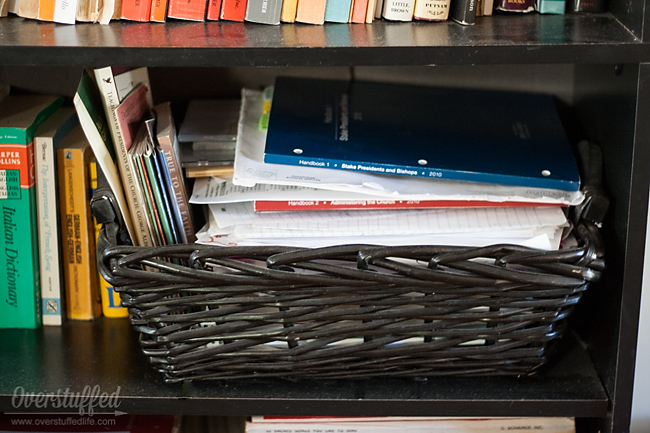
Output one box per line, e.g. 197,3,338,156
263,76,581,192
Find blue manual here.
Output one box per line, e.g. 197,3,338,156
263,76,581,191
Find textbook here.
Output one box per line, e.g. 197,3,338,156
34,107,78,326
57,125,102,321
0,94,63,329
264,77,581,192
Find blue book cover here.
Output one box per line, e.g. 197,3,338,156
325,0,353,22
263,76,581,192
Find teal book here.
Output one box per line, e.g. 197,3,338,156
325,0,353,22
535,0,565,13
263,76,581,192
0,94,64,329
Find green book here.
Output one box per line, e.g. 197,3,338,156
0,94,63,329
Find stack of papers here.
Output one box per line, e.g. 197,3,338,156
192,88,578,250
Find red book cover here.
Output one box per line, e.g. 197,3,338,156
350,0,369,22
121,0,152,21
206,0,222,19
167,0,208,20
253,199,563,212
220,0,247,20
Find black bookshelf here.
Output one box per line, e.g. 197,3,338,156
0,318,608,417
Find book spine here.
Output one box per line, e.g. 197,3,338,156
57,144,101,321
414,0,450,20
0,141,42,329
382,0,414,20
482,0,493,14
35,135,63,326
150,0,168,21
52,0,78,23
254,199,557,212
37,0,56,19
494,0,534,12
324,0,353,22
220,0,247,20
121,0,151,20
350,0,368,22
262,154,581,192
167,0,207,20
90,161,128,318
245,0,281,24
295,0,327,24
93,68,153,248
17,0,39,19
567,0,599,11
374,0,384,17
535,0,564,13
205,0,222,19
365,0,375,21
280,0,297,21
449,0,476,24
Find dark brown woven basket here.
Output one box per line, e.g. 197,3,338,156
96,214,604,383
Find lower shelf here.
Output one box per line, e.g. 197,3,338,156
0,317,608,417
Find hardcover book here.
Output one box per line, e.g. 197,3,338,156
382,0,415,20
535,0,564,13
57,125,102,321
494,0,534,12
264,77,581,192
324,0,353,23
280,0,297,20
449,0,476,24
567,0,603,12
34,107,78,326
350,0,369,22
205,0,222,19
0,94,63,329
245,0,282,24
414,0,451,20
220,0,247,20
121,0,151,20
167,0,208,21
295,0,327,24
150,0,168,21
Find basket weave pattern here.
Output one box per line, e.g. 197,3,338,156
98,222,604,382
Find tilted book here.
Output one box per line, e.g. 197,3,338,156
167,0,208,21
295,0,327,24
57,125,102,321
264,77,581,192
34,107,78,326
245,0,282,24
324,0,353,22
0,94,63,329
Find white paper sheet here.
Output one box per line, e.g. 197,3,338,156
232,89,584,206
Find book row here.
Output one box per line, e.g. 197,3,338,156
0,0,605,26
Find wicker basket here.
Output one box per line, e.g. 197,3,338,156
95,192,605,382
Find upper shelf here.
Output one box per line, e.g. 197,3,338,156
0,12,645,67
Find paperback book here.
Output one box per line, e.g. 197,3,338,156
0,94,63,329
264,77,581,192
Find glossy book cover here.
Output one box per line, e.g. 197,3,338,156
263,76,581,192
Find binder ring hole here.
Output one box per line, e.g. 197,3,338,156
418,159,428,165
542,170,551,176
293,148,303,154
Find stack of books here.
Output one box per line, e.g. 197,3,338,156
191,75,585,251
0,0,604,26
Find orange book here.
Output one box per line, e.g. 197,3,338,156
150,0,168,21
205,0,221,19
37,0,55,19
57,126,102,321
220,0,246,20
121,0,151,21
167,0,207,20
350,0,369,21
295,0,326,23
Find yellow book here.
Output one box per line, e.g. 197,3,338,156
57,126,102,321
280,0,297,21
90,161,129,318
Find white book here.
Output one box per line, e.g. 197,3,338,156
382,0,414,20
93,66,154,247
365,0,375,21
53,0,78,23
374,0,383,18
34,107,78,326
414,0,450,20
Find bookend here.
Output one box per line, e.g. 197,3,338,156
91,143,607,383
